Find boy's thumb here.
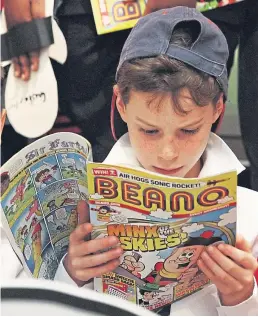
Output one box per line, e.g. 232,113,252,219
235,234,252,253
77,200,90,225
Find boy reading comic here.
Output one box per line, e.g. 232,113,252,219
55,7,258,315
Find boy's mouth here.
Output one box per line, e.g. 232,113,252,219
152,166,183,175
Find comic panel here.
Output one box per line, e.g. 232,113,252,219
9,198,44,251
46,205,78,248
78,183,89,202
37,180,81,217
37,243,59,280
16,218,51,277
53,236,69,262
56,153,87,184
102,272,137,303
1,171,36,226
30,155,62,191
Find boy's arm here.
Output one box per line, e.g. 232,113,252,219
54,254,94,289
216,279,258,316
144,0,197,15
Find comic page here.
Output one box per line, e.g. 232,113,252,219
1,133,92,279
90,0,244,35
87,163,237,311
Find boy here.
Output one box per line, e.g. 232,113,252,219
54,7,258,315
1,6,257,315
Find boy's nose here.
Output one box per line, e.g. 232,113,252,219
158,139,179,161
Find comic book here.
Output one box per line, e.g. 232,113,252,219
0,133,92,279
87,162,237,311
90,0,244,35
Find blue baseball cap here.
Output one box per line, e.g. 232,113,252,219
111,6,229,140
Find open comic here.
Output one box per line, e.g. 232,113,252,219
0,133,92,279
87,163,237,311
90,0,244,35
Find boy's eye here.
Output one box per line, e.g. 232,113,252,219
181,128,200,135
141,128,159,135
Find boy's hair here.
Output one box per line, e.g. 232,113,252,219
117,23,221,114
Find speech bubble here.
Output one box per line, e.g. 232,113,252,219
55,207,67,220
47,215,55,224
24,244,32,260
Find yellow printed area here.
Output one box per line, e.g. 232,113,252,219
87,163,237,217
33,257,43,278
90,0,146,34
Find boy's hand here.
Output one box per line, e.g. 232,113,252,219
64,201,123,287
144,0,196,15
5,0,45,81
197,235,258,306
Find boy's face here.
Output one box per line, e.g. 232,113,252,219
116,87,223,178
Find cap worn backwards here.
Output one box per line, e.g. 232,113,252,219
111,7,229,140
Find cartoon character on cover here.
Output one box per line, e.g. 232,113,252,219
138,283,168,308
96,205,121,222
98,206,119,216
145,236,223,289
121,252,145,278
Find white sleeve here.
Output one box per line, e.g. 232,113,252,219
54,254,94,290
0,227,24,280
216,278,258,316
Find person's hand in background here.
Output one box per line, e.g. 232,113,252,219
5,0,45,81
0,109,7,144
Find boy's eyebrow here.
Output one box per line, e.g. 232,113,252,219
180,117,204,128
135,117,158,127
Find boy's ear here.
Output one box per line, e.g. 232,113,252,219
113,85,127,123
212,94,224,123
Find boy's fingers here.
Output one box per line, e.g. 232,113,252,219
206,246,253,284
200,251,241,288
235,234,252,253
71,235,120,256
75,259,120,281
19,55,31,81
218,243,258,271
77,200,90,225
71,247,123,269
29,51,40,72
31,0,45,19
69,223,93,245
12,58,21,77
197,258,243,294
